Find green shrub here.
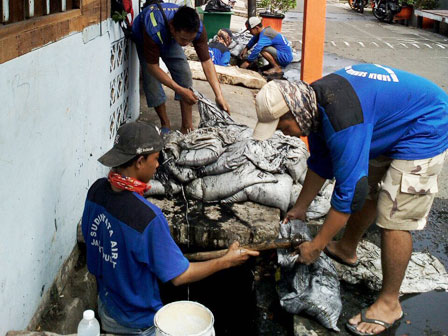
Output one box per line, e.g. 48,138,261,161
259,0,296,14
415,0,439,9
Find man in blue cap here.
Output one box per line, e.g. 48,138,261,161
82,121,258,334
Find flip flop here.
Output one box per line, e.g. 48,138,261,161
323,247,359,268
346,308,404,336
263,72,284,79
161,127,171,135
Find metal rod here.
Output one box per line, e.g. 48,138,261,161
46,0,50,14
2,0,9,22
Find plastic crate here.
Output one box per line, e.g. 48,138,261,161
197,7,234,40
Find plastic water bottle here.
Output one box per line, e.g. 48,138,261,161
77,309,100,336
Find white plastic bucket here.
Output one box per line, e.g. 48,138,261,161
154,301,215,336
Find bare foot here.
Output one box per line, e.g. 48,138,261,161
326,241,358,266
263,67,283,75
348,301,403,335
180,126,193,135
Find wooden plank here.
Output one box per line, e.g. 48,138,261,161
0,0,110,64
0,8,81,39
66,0,73,10
9,0,25,23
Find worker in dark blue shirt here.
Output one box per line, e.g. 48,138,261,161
252,64,448,336
83,121,259,334
240,17,293,76
209,28,233,66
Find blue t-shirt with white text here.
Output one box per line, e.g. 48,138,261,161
82,178,189,328
308,64,448,213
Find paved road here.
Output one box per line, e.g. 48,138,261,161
280,0,448,198
284,1,448,90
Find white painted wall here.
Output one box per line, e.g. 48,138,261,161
0,17,139,334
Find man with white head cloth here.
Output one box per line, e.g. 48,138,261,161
252,64,448,336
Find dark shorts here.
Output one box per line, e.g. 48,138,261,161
262,46,279,62
137,43,192,107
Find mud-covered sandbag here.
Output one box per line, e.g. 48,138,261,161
144,179,182,197
177,145,224,167
186,162,277,202
334,240,448,294
319,179,335,198
163,131,183,158
196,90,244,128
202,141,248,176
289,184,332,220
245,174,293,213
163,157,198,183
307,195,332,219
221,174,293,213
277,220,342,331
244,138,286,173
176,128,227,167
284,144,309,184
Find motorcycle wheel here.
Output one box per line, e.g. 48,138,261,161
373,3,387,21
384,10,394,22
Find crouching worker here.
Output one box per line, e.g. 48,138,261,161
240,17,293,76
252,64,448,336
82,121,259,335
209,28,233,66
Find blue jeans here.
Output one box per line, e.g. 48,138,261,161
98,297,156,335
137,43,192,108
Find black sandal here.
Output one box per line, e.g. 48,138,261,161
346,308,403,335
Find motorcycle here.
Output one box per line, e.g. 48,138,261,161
372,0,401,23
348,0,369,13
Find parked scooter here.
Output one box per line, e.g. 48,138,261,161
372,0,401,22
348,0,369,13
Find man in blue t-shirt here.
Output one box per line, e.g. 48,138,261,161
252,64,448,336
208,28,233,67
82,121,258,334
132,5,230,134
240,17,293,76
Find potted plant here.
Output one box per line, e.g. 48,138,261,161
394,0,415,22
258,0,296,32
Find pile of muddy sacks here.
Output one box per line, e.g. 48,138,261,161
146,91,333,218
277,220,342,331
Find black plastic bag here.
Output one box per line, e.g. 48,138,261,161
205,0,231,12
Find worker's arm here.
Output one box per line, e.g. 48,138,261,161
297,209,350,265
200,58,230,113
142,30,197,104
284,168,326,222
171,242,259,286
246,33,272,63
240,35,258,67
146,63,198,105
